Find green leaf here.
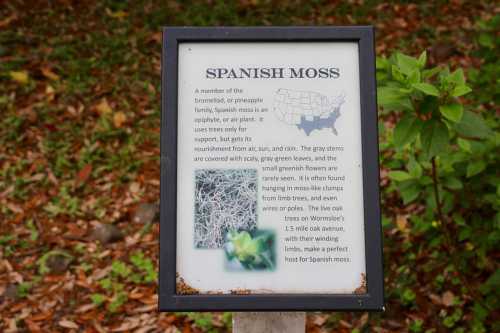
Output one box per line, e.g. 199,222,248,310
451,85,472,97
453,213,466,226
396,53,419,75
417,51,427,68
111,261,131,278
388,171,412,181
466,160,486,177
454,111,491,139
98,278,113,291
377,87,413,110
457,138,471,153
449,68,466,85
422,67,441,80
391,65,405,82
109,291,128,312
408,157,423,178
443,177,463,190
400,183,420,204
439,103,463,123
17,282,33,298
393,114,423,147
469,141,488,154
91,293,106,306
408,69,421,84
473,304,489,324
378,87,404,103
481,269,500,293
376,57,390,70
412,82,440,96
421,120,449,158
478,33,494,48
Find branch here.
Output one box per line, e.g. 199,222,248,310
430,157,491,310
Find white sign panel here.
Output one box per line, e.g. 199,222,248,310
176,42,367,294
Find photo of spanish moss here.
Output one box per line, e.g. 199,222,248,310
224,229,276,271
194,169,257,248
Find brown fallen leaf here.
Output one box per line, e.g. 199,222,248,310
46,168,59,185
30,311,53,321
25,319,41,333
164,327,180,333
58,319,79,329
105,8,128,18
29,173,45,182
96,98,112,115
111,317,140,331
75,164,92,188
442,290,455,307
387,320,404,328
396,215,408,232
41,67,60,81
75,303,97,313
9,71,29,84
130,304,157,314
339,320,353,328
128,289,144,299
149,32,162,44
45,85,55,101
113,111,127,128
93,320,107,333
429,293,442,305
311,314,328,326
6,202,23,214
182,323,192,333
0,14,17,28
135,325,157,333
5,318,18,333
0,185,14,199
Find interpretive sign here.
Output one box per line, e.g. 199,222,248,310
159,27,384,311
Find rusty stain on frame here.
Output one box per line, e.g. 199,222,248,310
176,273,199,295
353,273,367,294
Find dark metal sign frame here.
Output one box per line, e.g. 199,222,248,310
159,26,384,311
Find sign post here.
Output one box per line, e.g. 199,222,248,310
233,312,306,333
160,27,383,315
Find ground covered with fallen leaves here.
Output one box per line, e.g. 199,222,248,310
0,1,498,332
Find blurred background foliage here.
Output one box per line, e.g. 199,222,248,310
0,1,498,332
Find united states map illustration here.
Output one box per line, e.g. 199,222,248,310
273,88,344,136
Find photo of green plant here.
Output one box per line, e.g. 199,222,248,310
224,230,276,271
194,169,257,248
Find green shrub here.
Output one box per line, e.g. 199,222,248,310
377,49,499,330
468,15,500,106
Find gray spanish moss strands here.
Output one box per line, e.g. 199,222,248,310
194,169,258,248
